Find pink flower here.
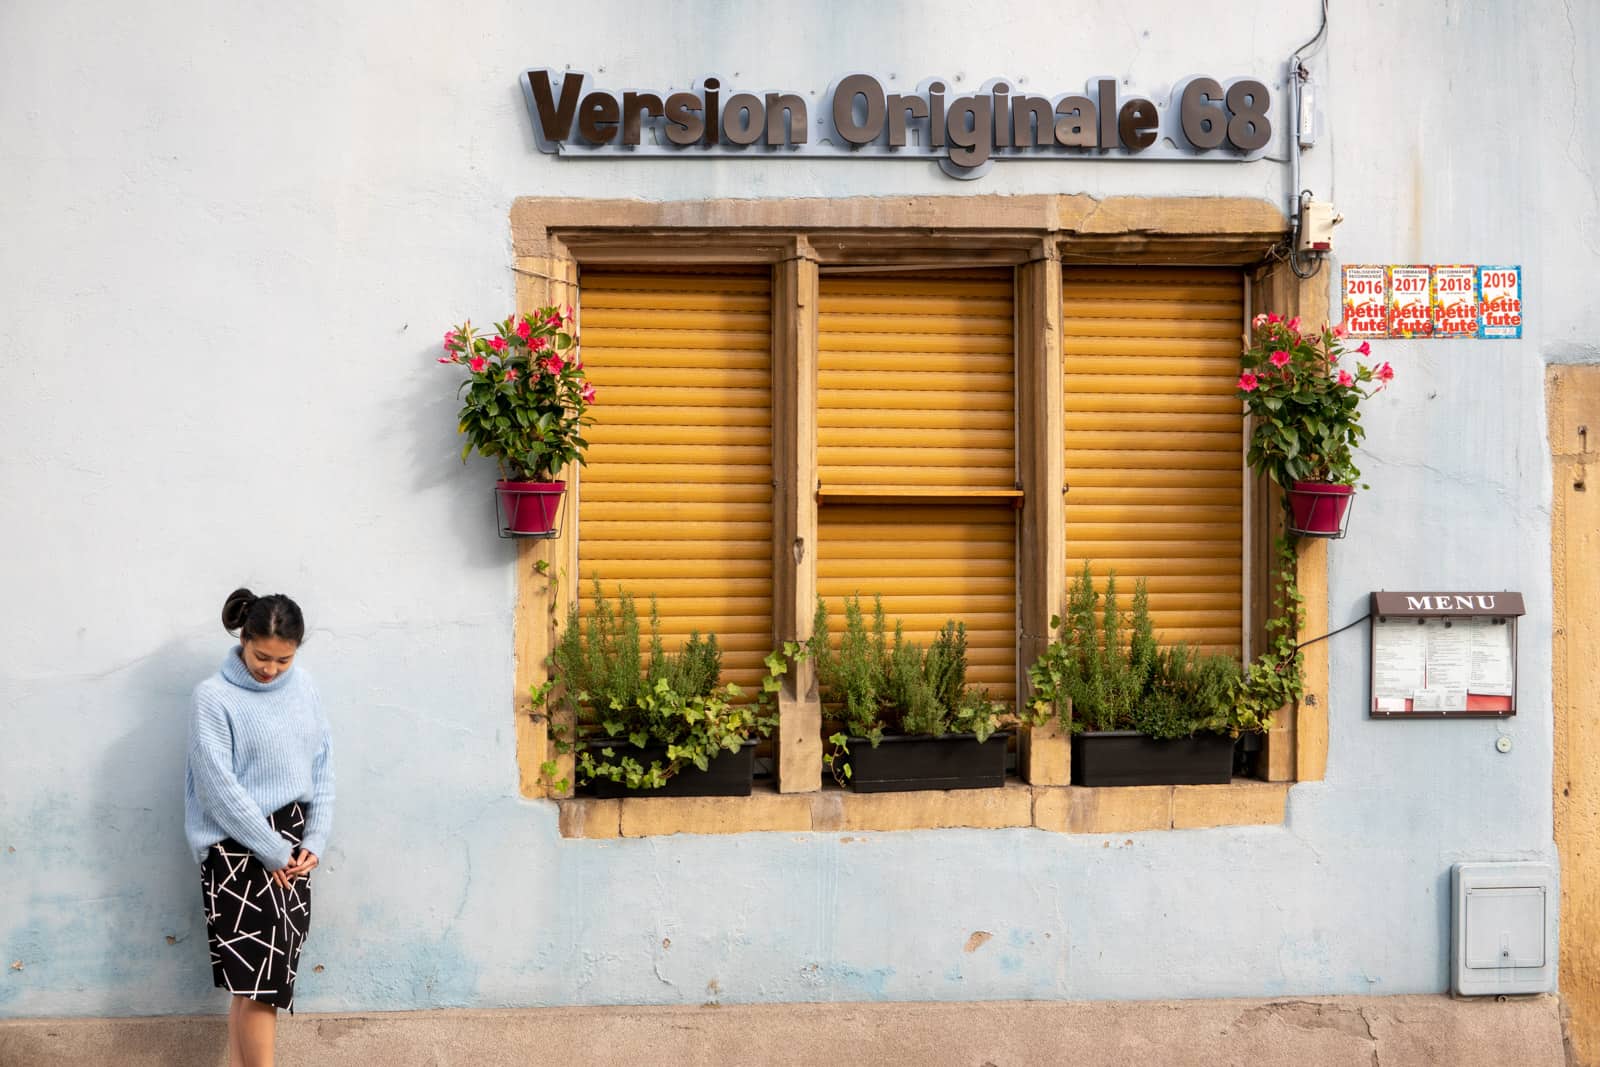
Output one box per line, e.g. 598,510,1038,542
1252,313,1268,329
1332,323,1348,339
1266,313,1281,324
1237,372,1259,392
468,355,488,374
1337,370,1354,387
443,330,459,350
1326,350,1339,363
488,336,507,353
543,354,566,375
437,356,454,364
546,310,562,327
504,367,519,382
529,336,548,353
1376,362,1395,382
580,383,596,404
1286,316,1301,332
515,318,532,341
1269,349,1291,368
1357,341,1371,356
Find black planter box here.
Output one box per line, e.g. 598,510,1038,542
579,739,757,798
843,732,1010,793
1070,730,1235,787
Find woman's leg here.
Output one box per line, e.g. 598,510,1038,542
234,995,278,1067
227,995,244,1067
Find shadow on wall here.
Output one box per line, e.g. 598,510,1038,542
403,338,518,571
87,637,225,1015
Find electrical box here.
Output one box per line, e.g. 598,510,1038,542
1296,199,1341,253
1451,862,1554,996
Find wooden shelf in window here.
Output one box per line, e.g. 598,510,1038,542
816,487,1024,508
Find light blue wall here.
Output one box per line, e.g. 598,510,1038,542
2,0,1594,1016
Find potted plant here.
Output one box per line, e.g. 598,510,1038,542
807,595,1008,792
1238,314,1394,536
1026,564,1260,787
439,306,595,536
545,581,778,797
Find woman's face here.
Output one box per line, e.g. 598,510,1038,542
240,635,298,684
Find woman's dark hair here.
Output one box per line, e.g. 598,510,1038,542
222,588,306,645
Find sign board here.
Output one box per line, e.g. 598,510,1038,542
1369,591,1524,718
1478,266,1523,339
1342,266,1388,338
521,70,1275,179
1386,265,1432,338
1431,265,1479,338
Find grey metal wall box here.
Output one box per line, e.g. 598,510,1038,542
1451,862,1555,996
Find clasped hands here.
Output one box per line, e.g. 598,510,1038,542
271,848,319,888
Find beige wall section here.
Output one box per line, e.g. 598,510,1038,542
1549,364,1600,1066
772,242,822,792
1017,252,1067,752
513,253,579,799
1247,259,1333,783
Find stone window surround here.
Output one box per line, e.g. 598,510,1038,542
507,194,1331,837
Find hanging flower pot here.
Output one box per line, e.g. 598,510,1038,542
438,307,595,539
496,479,565,537
1237,314,1395,543
1286,481,1355,538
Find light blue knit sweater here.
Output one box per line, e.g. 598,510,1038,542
185,648,334,870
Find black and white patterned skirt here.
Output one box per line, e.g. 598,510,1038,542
201,802,313,1010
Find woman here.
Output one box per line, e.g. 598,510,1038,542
185,588,333,1067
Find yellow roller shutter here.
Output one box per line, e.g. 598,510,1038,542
819,271,1015,490
1062,267,1244,655
576,269,773,690
817,269,1018,704
817,505,1017,703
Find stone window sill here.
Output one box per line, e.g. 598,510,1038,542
555,779,1289,839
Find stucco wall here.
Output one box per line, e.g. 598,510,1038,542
2,0,1596,1017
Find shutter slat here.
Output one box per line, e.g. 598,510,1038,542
586,424,772,447
580,290,770,312
583,308,773,332
1065,468,1241,489
576,347,769,370
578,269,774,688
1064,267,1244,656
579,483,771,504
821,408,1013,431
589,386,771,409
586,366,770,389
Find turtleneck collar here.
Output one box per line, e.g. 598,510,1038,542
220,646,294,692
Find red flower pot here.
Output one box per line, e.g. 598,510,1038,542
496,479,565,535
1286,481,1354,537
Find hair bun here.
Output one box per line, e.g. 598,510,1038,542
221,587,258,634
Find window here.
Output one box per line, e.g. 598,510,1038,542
511,194,1330,817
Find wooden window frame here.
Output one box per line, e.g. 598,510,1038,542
508,194,1328,829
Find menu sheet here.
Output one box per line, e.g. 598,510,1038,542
1372,617,1514,711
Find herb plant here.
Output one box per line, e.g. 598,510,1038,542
545,580,777,791
807,595,1005,784
1027,563,1260,739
